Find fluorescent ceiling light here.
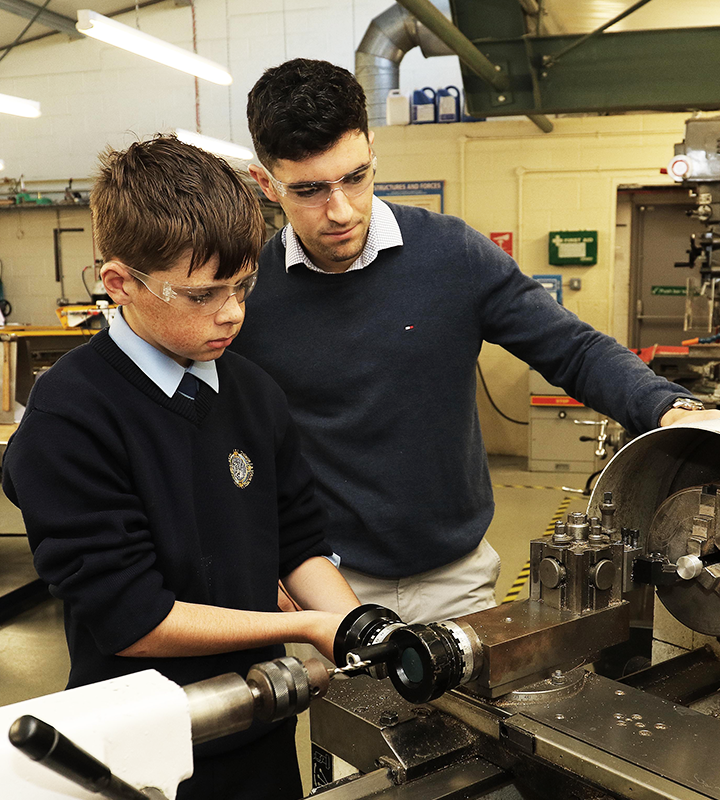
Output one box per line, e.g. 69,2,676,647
0,160,4,171
0,93,41,118
76,10,232,86
176,129,253,161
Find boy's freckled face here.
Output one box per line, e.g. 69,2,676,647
123,253,250,367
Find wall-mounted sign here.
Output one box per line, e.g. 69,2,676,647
490,231,513,257
374,181,444,213
549,230,598,266
533,274,563,305
530,395,584,407
651,285,686,296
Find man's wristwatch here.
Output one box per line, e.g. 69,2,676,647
669,397,705,413
658,397,705,426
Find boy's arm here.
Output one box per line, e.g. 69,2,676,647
281,555,359,613
118,556,359,663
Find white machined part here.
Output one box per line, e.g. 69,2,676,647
0,669,193,799
369,621,406,646
438,620,476,684
677,554,704,580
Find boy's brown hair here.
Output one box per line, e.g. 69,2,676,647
91,135,265,280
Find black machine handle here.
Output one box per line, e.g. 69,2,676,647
9,714,167,799
346,640,401,668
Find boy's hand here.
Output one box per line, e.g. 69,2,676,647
304,611,346,664
277,580,302,612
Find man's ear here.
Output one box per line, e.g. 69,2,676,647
100,261,135,306
248,164,279,203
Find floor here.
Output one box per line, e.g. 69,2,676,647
0,454,592,790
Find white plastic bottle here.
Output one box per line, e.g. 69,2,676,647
386,89,410,125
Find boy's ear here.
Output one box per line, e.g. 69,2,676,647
248,164,279,203
100,262,135,306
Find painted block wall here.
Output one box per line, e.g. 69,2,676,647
0,0,463,180
0,0,461,322
0,1,694,456
0,206,95,324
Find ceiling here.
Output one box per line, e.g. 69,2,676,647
0,0,170,52
2,0,720,61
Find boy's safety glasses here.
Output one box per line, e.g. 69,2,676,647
266,154,377,208
125,266,258,316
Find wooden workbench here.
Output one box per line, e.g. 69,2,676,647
0,423,17,444
0,325,98,420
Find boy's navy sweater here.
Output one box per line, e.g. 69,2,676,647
2,330,330,751
235,202,691,579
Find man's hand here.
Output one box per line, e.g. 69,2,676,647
659,407,720,427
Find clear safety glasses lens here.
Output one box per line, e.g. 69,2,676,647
271,155,377,208
127,267,258,315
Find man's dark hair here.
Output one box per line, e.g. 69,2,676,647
247,58,369,166
91,135,265,280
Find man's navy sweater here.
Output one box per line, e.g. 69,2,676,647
234,202,690,579
2,331,330,748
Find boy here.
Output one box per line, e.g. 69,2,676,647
2,135,359,799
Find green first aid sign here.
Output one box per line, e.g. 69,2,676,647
549,231,598,266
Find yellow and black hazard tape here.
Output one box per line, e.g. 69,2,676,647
501,496,573,604
492,483,568,491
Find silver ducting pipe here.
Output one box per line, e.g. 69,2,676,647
355,1,454,126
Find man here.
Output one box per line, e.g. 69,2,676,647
233,58,720,625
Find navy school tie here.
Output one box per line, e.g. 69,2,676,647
176,371,199,400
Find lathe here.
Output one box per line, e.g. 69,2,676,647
4,419,720,799
310,418,720,799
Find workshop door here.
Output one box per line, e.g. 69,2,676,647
631,197,698,349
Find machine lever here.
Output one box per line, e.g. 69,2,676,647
9,714,167,799
334,641,401,675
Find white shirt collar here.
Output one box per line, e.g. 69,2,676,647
282,195,403,274
108,309,219,398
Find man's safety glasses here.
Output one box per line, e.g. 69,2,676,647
266,154,377,208
125,266,258,316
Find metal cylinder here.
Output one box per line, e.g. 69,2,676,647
589,421,720,535
333,604,404,667
552,520,572,545
384,618,482,703
539,557,566,589
677,554,704,580
567,512,590,542
183,673,256,746
183,657,330,744
355,2,455,127
590,559,616,591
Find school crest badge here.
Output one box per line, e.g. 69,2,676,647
228,450,254,488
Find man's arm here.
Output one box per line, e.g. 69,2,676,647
464,228,714,436
118,558,359,662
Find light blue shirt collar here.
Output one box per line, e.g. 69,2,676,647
108,309,219,398
282,195,403,273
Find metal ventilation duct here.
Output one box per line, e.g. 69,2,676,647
355,1,454,126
